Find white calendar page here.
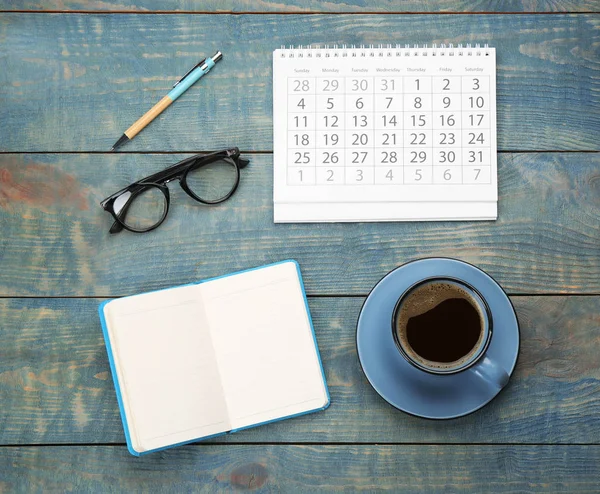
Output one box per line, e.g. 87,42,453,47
272,46,497,223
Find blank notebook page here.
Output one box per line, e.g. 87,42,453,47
104,286,230,453
201,262,328,430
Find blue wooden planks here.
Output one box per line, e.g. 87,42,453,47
1,1,599,13
1,296,599,445
2,445,600,492
0,14,598,151
0,153,598,296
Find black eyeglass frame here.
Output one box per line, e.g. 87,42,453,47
100,147,249,234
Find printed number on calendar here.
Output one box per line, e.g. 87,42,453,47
293,80,310,91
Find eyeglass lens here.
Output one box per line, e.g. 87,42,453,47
114,185,168,231
183,158,238,203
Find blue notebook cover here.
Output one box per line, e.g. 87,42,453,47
99,260,330,456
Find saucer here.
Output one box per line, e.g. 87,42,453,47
356,258,520,420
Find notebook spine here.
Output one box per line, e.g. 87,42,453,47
278,44,491,58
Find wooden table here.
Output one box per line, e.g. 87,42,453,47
1,2,599,492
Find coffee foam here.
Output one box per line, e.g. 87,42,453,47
395,281,486,370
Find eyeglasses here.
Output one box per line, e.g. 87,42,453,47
101,148,249,234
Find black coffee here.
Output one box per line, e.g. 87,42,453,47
395,281,485,369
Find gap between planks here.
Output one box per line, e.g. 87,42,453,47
0,150,598,155
2,442,600,448
1,11,599,15
0,294,598,300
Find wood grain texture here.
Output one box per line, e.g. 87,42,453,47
2,445,600,492
1,1,599,13
1,296,598,445
0,153,598,297
0,14,598,152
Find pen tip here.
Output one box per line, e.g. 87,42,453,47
111,134,130,152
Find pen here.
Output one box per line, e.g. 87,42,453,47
110,51,223,151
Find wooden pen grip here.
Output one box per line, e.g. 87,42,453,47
125,95,173,139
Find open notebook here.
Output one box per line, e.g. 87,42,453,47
99,261,329,456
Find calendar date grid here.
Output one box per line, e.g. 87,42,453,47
286,75,491,187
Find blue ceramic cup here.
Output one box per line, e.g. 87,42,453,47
392,277,509,389
357,258,519,419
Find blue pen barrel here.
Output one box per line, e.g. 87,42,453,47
168,58,216,101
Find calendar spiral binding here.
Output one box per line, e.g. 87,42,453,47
278,43,491,58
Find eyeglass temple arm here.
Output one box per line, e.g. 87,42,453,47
144,151,248,185
138,151,250,194
141,148,245,185
109,219,125,234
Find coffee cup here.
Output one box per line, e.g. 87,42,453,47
392,277,509,388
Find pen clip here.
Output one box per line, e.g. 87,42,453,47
173,58,206,88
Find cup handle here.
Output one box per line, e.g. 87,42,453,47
469,356,510,390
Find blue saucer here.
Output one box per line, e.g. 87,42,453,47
356,258,520,420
